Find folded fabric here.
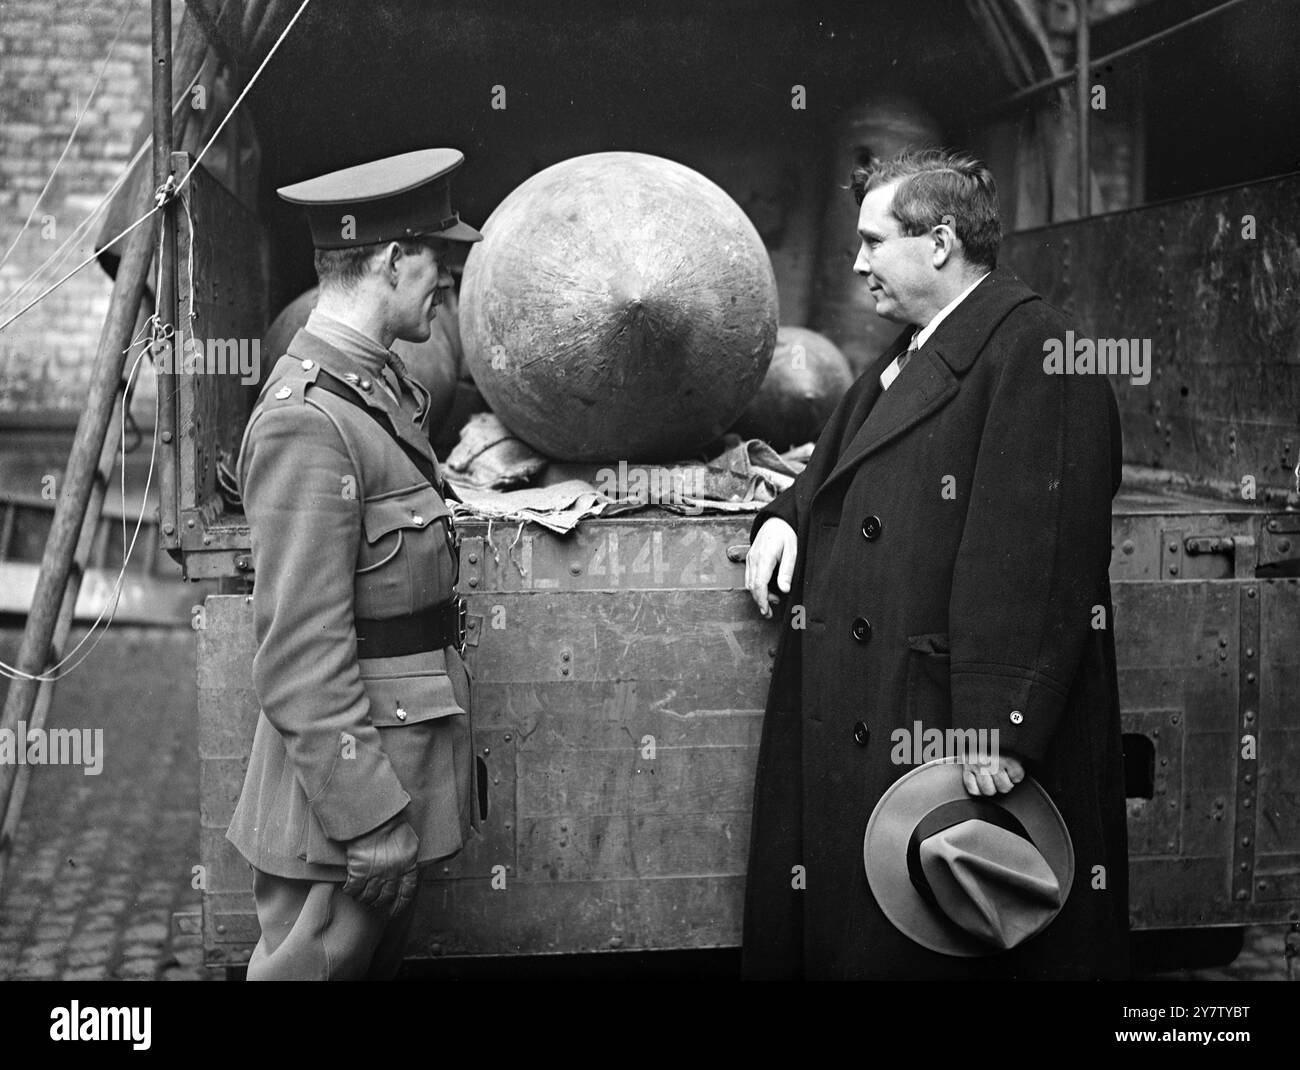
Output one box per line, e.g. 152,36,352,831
444,412,548,489
443,416,814,527
447,479,611,535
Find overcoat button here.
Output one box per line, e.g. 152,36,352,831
273,386,292,400
300,359,314,370
851,617,872,642
396,706,408,722
412,513,423,524
861,515,882,541
1009,710,1023,724
853,721,869,746
360,378,372,391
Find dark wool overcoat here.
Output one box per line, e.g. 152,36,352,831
741,270,1130,980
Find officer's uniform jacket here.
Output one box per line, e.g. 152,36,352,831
226,321,477,881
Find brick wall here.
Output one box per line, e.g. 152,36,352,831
0,0,159,419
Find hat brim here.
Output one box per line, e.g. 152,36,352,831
863,757,1074,957
416,219,483,243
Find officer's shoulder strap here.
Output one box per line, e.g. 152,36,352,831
309,369,461,502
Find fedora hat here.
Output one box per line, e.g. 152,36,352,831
863,757,1074,957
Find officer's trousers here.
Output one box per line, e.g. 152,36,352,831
245,868,419,981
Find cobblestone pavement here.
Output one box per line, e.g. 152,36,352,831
0,625,1292,981
0,627,208,981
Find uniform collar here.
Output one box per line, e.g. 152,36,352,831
303,309,394,377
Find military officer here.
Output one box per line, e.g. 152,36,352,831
226,149,483,980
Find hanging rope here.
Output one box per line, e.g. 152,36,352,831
0,0,316,678
0,0,314,333
0,66,204,320
0,0,136,274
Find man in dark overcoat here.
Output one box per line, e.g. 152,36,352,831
742,149,1129,980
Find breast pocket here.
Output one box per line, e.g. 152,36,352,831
905,632,952,729
356,484,456,615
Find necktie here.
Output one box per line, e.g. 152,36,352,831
382,351,425,423
897,331,920,375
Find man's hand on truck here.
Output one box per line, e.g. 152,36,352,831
747,517,798,619
342,814,420,916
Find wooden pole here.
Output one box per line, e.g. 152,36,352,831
154,0,179,552
0,0,173,877
1075,0,1091,219
0,200,159,860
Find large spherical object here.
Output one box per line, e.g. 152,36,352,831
460,152,778,461
731,326,854,451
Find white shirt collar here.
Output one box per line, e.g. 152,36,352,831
879,272,990,391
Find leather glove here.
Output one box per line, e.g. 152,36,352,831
342,814,419,916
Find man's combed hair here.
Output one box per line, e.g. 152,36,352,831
850,148,1002,270
314,238,429,290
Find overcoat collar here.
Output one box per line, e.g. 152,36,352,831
815,269,1039,497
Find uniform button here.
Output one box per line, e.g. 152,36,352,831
853,721,870,747
360,378,372,391
395,705,408,722
411,513,423,525
273,386,292,400
861,515,882,541
1009,710,1023,725
300,359,314,370
851,617,872,642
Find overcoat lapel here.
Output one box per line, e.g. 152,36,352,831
818,349,959,493
813,271,1038,499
